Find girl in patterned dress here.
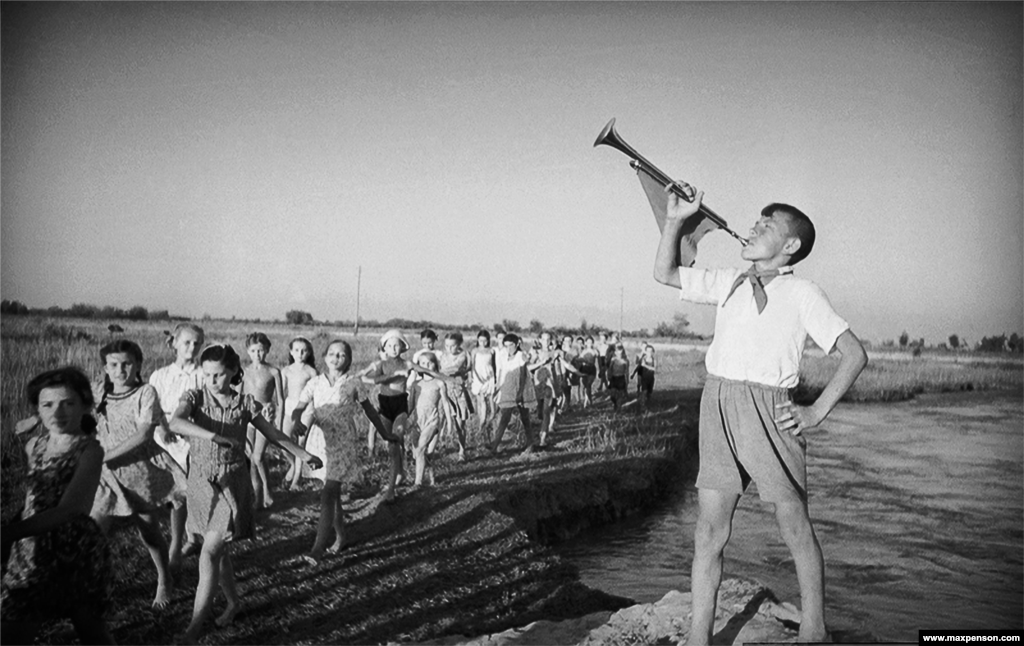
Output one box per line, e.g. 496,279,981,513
90,340,186,610
291,340,393,563
149,322,205,570
408,352,454,487
169,345,321,644
1,368,114,645
439,332,473,460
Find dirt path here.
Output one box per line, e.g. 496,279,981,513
42,390,701,645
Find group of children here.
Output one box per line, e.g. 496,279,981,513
0,322,658,644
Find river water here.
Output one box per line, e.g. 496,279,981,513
555,391,1023,642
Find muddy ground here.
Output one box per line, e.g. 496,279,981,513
40,388,702,645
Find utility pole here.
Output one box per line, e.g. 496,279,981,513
354,265,362,336
619,286,624,336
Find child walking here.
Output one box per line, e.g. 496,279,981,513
487,334,537,454
439,331,473,460
470,330,496,443
290,340,393,563
90,340,187,610
281,337,322,489
631,344,657,408
1,368,114,645
360,330,439,502
654,187,867,644
607,343,631,411
408,351,455,487
169,345,321,644
528,341,557,446
241,332,284,509
149,322,205,571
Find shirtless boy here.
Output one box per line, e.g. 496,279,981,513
243,332,284,508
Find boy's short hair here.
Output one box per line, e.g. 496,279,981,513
762,203,815,265
504,333,521,346
420,329,437,341
245,332,271,350
445,331,464,345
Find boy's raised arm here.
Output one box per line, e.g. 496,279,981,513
654,190,704,288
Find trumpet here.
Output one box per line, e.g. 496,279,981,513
593,118,748,246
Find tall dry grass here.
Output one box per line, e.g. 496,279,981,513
796,352,1024,403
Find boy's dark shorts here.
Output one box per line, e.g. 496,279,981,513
697,376,807,503
378,393,409,423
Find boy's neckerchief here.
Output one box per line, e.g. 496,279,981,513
722,265,793,314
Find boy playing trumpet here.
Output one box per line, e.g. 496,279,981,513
653,185,867,644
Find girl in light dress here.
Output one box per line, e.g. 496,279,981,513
149,322,205,570
408,351,455,487
242,332,284,509
438,332,472,461
281,337,322,489
470,330,496,443
1,367,114,645
291,340,393,564
90,340,186,610
169,345,321,644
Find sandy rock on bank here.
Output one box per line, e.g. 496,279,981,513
421,578,804,645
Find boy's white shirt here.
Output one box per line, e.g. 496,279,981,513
678,266,849,389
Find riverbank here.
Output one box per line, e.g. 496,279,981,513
38,388,701,645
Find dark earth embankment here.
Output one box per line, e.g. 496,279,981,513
37,389,702,645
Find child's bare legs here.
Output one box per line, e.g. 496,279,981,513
283,417,303,490
249,429,273,508
414,425,441,485
381,414,406,500
488,407,514,451
687,488,740,646
168,501,193,572
214,553,240,628
476,393,492,445
774,498,827,642
309,480,345,559
183,531,229,644
136,512,174,609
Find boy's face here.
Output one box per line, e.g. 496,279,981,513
503,340,517,358
248,343,268,365
742,211,798,264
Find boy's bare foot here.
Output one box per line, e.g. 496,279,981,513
326,541,346,554
181,541,200,558
300,550,325,566
262,493,275,508
215,601,239,627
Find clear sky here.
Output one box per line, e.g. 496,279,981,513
2,2,1021,345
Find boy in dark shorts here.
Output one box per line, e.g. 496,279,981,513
653,185,867,644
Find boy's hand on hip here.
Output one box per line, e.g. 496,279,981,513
774,401,824,436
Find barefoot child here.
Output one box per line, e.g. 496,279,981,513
291,340,394,563
360,330,440,502
578,336,600,408
91,340,186,610
439,332,473,460
408,351,454,487
149,322,204,570
242,332,284,509
528,341,557,446
607,343,631,411
170,345,321,643
596,331,611,393
281,337,321,489
1,368,114,645
653,187,867,644
487,334,537,454
631,344,657,408
470,330,497,443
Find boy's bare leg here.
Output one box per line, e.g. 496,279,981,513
774,498,828,642
488,408,514,451
686,488,741,646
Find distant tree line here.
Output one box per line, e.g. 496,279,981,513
885,329,1024,354
1,300,172,322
